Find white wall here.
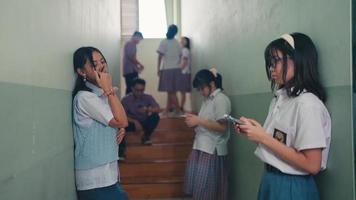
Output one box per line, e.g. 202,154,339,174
120,38,192,111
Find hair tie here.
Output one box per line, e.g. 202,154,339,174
280,33,295,49
209,67,218,77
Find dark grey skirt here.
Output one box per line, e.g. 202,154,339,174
178,72,192,92
158,68,186,92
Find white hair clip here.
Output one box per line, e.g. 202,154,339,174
209,67,218,77
280,33,295,49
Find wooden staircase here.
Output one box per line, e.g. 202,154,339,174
120,117,194,199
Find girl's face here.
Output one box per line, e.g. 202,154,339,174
198,82,215,97
78,60,96,83
180,38,187,48
92,51,107,73
77,51,108,84
270,49,295,86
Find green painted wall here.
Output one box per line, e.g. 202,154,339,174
181,0,355,199
0,0,121,199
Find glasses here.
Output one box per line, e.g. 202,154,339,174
133,88,145,92
269,57,283,69
196,86,207,91
269,55,294,68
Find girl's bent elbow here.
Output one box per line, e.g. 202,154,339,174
109,119,128,128
121,121,128,128
116,119,128,128
309,166,321,175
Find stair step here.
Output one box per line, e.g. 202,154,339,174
121,117,194,199
156,117,192,131
120,159,186,178
123,183,185,199
125,143,192,161
122,158,186,164
125,130,195,144
122,176,183,184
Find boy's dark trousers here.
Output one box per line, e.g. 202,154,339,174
119,113,160,157
124,72,138,95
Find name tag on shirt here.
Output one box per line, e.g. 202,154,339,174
273,129,287,144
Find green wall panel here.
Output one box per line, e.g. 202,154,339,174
181,0,355,199
0,0,121,199
228,86,354,199
182,0,351,95
0,82,75,200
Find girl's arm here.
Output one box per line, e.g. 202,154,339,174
179,57,188,69
107,92,128,128
96,72,128,128
236,118,322,174
185,113,227,133
157,53,163,76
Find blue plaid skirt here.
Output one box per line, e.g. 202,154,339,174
184,149,228,200
258,169,320,200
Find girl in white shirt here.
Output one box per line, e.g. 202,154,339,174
179,36,192,112
235,33,331,200
72,47,129,200
157,24,182,115
184,68,231,200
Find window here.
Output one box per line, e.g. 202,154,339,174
138,0,167,38
121,0,139,37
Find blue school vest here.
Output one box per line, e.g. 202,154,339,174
73,115,118,170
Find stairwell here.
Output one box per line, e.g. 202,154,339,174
120,116,194,199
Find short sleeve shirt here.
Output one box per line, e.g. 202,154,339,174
181,47,191,74
74,82,118,190
193,89,232,156
123,40,138,75
157,39,181,70
121,93,160,122
255,89,331,175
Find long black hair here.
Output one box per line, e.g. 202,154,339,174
182,37,191,49
72,46,107,99
264,32,326,102
166,24,178,39
193,69,223,91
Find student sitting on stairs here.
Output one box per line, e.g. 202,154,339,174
119,78,160,159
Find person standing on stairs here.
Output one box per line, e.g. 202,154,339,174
157,24,182,116
178,36,192,113
184,68,231,200
122,31,144,95
72,47,129,200
121,78,160,151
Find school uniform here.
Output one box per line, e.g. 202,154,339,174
157,38,182,92
184,89,231,200
73,82,128,200
120,93,160,154
123,40,139,95
178,47,192,92
255,89,331,200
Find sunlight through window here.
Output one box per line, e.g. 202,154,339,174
139,0,167,38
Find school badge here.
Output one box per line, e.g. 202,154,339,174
273,129,286,144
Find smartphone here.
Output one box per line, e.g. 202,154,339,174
222,114,244,125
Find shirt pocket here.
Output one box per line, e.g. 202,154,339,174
272,121,296,146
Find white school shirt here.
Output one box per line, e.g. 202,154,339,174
75,82,118,190
181,47,191,74
157,39,181,70
255,89,331,175
193,89,232,156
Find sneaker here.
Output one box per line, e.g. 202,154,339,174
143,139,152,145
141,137,152,145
